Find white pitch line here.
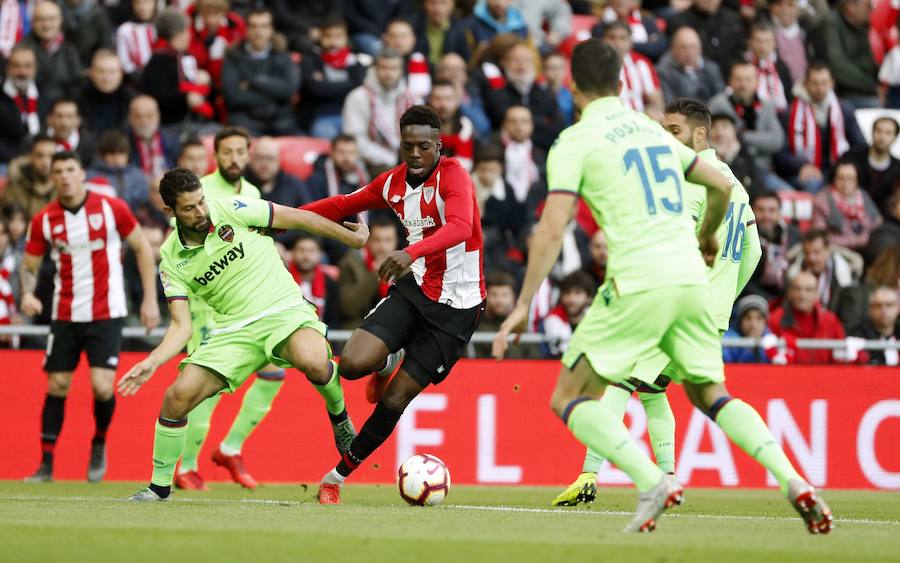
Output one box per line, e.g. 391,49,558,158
0,495,897,527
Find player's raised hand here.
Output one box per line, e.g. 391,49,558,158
697,234,719,267
492,303,529,360
343,217,369,248
21,293,43,317
378,250,413,283
118,358,158,396
140,297,161,333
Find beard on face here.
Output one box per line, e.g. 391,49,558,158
220,164,244,184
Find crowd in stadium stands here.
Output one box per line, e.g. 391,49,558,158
0,0,897,364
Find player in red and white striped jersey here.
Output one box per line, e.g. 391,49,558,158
304,106,485,504
602,21,664,120
21,151,160,484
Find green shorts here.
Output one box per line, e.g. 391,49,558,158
181,302,327,392
561,284,724,387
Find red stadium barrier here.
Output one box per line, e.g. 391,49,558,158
2,352,899,489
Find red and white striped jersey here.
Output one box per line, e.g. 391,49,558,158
303,156,485,309
25,191,138,322
116,21,156,75
619,51,660,113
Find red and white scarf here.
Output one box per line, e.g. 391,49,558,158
749,51,787,112
135,131,166,177
117,21,156,74
483,62,506,90
502,134,537,203
365,84,415,153
49,128,79,152
362,247,391,299
788,94,849,168
440,114,474,171
0,0,29,58
290,263,328,320
42,31,63,55
321,46,351,70
831,187,866,225
603,7,648,44
407,52,431,101
3,78,39,135
619,51,659,112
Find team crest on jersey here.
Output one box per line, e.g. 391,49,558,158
88,213,103,231
218,225,234,242
423,186,434,205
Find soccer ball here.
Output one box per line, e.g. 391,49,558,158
397,454,451,506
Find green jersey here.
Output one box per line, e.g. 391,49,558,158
200,169,261,200
684,149,759,331
547,97,707,296
160,197,305,328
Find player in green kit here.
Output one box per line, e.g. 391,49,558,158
551,98,763,508
494,40,832,534
120,168,368,502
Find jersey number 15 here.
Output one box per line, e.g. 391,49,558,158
623,146,684,215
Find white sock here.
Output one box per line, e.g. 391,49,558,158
219,442,241,456
176,466,191,475
321,468,346,485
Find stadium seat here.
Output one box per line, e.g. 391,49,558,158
559,15,597,58
779,191,815,232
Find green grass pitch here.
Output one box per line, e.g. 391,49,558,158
1,482,899,562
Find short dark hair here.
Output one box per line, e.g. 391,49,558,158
375,47,403,63
159,167,202,208
179,135,206,157
711,112,737,126
474,143,504,167
750,21,776,36
728,61,755,80
829,156,859,184
156,8,188,41
51,150,82,168
319,14,347,32
601,20,631,37
399,105,441,131
50,98,78,114
288,231,322,249
430,78,456,92
213,126,251,152
570,38,621,97
873,116,900,138
369,215,396,231
97,130,131,156
385,17,413,33
558,270,597,297
805,61,832,81
332,133,356,149
29,134,55,149
486,271,516,290
245,7,272,22
750,190,781,206
802,228,830,247
664,98,711,131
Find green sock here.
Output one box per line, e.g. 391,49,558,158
715,399,802,494
313,360,345,416
639,391,676,473
180,393,221,472
568,398,663,492
580,385,631,473
222,376,284,453
151,419,188,487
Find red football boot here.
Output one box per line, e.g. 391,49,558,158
212,448,259,489
174,469,210,491
317,483,341,505
365,350,405,404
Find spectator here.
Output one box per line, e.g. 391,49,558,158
141,9,214,128
86,129,150,210
816,0,878,109
3,135,56,219
0,0,31,59
413,0,470,65
299,16,368,139
267,0,340,55
495,105,547,216
667,0,746,72
768,0,811,84
0,45,46,162
341,48,415,173
344,0,412,57
847,117,900,213
60,0,114,68
429,79,475,170
221,8,298,136
769,270,847,364
867,193,900,264
306,134,369,204
186,0,246,89
0,220,19,337
601,20,663,121
710,113,765,198
812,159,882,253
745,22,793,115
592,0,668,62
127,95,180,179
244,137,307,207
473,270,540,357
76,49,133,135
176,136,210,179
542,52,574,126
44,99,95,167
465,0,529,51
337,215,398,328
473,143,527,260
20,1,82,102
582,229,607,287
116,0,157,76
787,228,862,313
851,285,899,366
776,64,865,193
746,191,801,299
287,233,341,328
436,52,491,137
381,18,431,100
656,27,725,103
723,294,776,363
880,18,900,109
513,0,571,53
485,41,563,151
709,62,785,172
543,270,596,357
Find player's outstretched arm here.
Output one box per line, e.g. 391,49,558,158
118,298,192,396
125,225,161,332
270,204,369,248
686,159,732,265
492,193,577,360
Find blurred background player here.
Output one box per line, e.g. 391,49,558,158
303,105,485,505
22,151,160,483
493,40,831,535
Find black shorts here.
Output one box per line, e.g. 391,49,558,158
44,318,125,373
359,274,484,387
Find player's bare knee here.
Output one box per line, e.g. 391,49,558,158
162,384,194,419
47,374,71,396
301,360,331,385
91,383,114,401
337,351,374,380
